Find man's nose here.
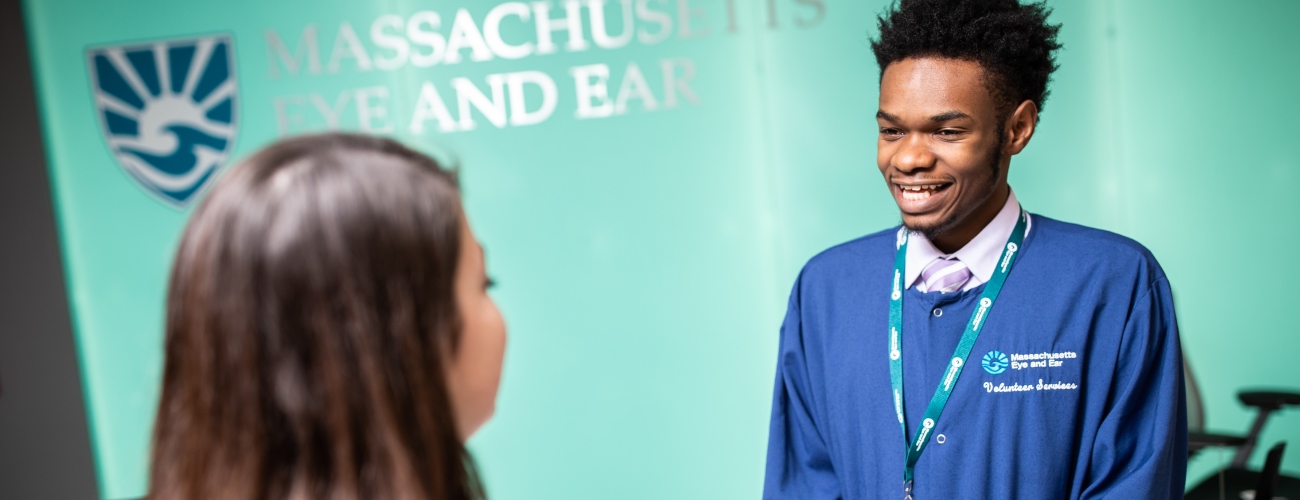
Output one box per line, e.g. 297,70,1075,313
892,134,935,173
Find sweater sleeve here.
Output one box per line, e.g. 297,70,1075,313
763,272,843,500
1080,277,1188,499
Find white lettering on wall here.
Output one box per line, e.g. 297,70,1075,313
260,0,830,133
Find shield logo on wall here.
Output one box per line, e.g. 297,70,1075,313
87,34,237,207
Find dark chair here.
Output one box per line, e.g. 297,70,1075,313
1257,443,1289,500
1186,442,1289,500
1184,356,1300,499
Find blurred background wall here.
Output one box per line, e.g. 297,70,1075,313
0,0,101,496
3,0,1297,498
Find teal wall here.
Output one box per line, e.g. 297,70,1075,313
20,0,1299,498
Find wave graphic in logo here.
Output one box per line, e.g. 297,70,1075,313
88,34,237,206
982,350,1009,375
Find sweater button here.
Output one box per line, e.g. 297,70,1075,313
932,307,943,317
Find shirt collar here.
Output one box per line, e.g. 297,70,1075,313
904,189,1029,289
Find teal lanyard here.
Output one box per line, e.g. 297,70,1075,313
888,207,1028,499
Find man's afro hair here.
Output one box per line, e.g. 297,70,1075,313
871,0,1063,116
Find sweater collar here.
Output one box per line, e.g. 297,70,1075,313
904,189,1030,290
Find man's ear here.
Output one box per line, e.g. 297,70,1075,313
1005,100,1039,156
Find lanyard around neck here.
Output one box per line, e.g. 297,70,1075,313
888,206,1029,499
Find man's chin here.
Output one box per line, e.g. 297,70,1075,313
900,213,955,240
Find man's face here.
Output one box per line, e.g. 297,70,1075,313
877,57,1008,238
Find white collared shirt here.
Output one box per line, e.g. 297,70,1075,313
905,189,1031,292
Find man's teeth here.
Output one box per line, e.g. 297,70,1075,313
900,184,943,201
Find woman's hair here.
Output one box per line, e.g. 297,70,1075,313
148,133,484,500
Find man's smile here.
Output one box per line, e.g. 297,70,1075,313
893,181,954,212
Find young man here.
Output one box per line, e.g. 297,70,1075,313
763,1,1187,499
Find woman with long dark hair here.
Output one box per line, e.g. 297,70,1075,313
147,133,506,499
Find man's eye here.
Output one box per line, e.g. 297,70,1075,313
936,129,963,137
880,128,903,137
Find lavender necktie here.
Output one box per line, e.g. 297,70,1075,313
920,257,972,294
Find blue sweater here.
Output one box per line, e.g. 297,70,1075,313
764,215,1187,499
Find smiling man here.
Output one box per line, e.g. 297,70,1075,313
763,1,1187,499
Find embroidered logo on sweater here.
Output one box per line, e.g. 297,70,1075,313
981,350,1009,375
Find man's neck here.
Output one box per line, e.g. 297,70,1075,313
930,184,1010,254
